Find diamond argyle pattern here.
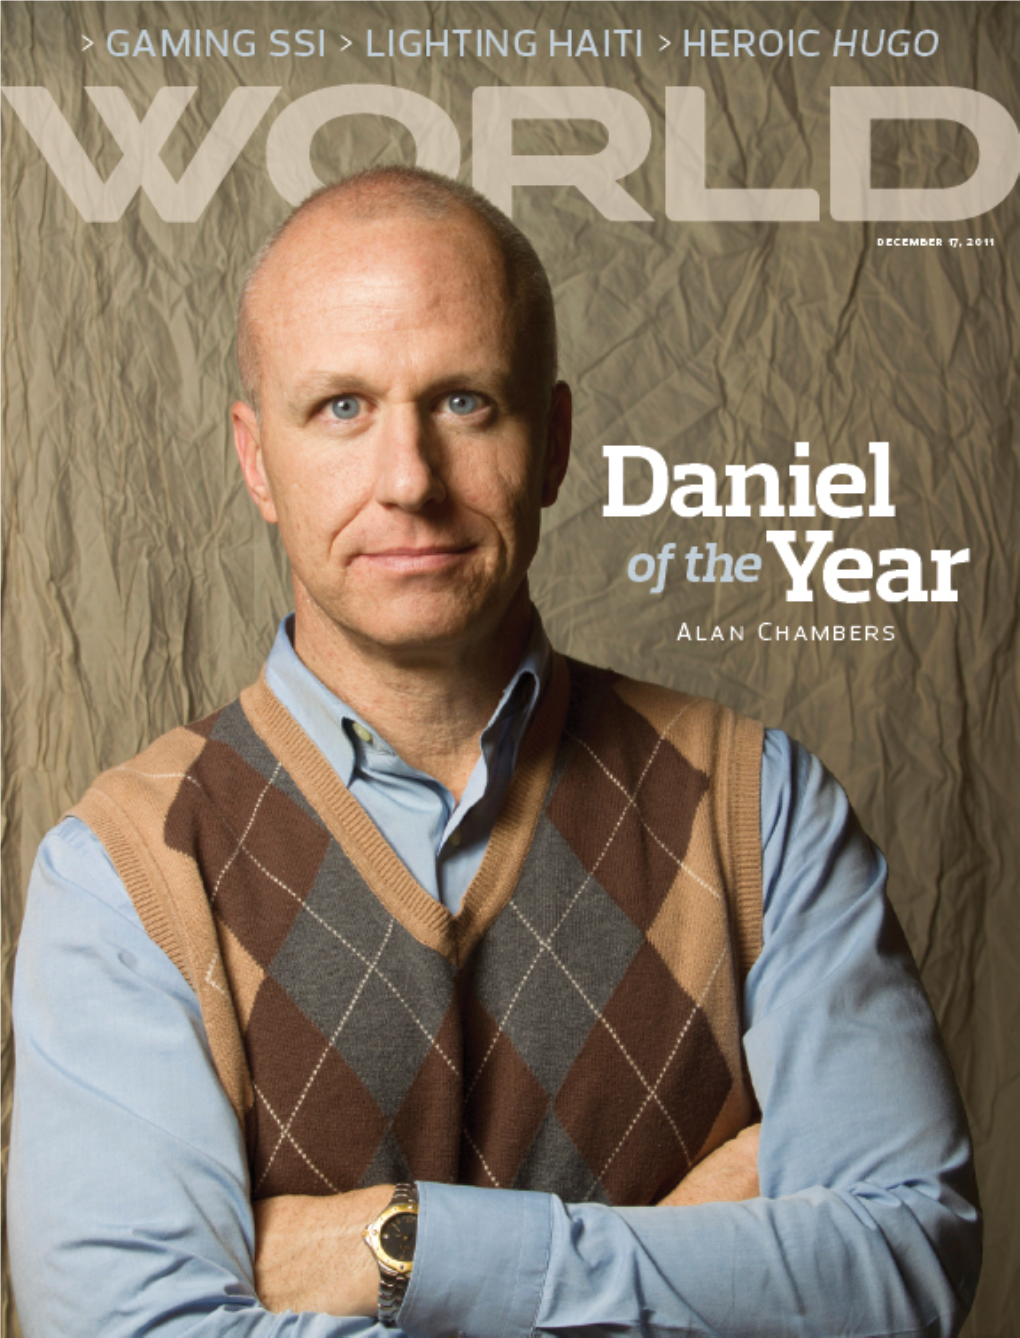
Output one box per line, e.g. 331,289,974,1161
148,659,759,1206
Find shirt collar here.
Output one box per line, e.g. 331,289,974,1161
263,611,551,792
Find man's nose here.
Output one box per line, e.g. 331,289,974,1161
373,407,447,511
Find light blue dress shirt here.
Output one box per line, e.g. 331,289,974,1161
9,618,980,1338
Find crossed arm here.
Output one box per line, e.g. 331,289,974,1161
253,1127,762,1317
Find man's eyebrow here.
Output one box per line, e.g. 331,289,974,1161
288,373,375,404
287,367,517,408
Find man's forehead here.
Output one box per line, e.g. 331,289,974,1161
248,199,517,371
262,197,504,298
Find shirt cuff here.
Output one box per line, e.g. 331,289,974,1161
397,1182,552,1338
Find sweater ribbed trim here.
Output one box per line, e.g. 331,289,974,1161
77,786,193,981
71,727,255,1126
727,711,765,981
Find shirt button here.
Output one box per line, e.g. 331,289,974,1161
351,723,373,744
448,828,463,849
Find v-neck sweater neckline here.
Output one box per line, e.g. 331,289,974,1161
239,653,571,969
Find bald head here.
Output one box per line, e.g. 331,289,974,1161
237,167,558,417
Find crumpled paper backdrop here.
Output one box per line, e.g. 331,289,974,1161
3,2,1018,1333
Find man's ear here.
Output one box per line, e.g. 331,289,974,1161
541,381,572,507
232,401,278,524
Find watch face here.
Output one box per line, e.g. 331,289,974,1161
379,1211,417,1264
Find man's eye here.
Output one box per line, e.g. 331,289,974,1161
445,391,480,416
329,395,361,420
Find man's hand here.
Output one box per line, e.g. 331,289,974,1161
254,1183,392,1316
657,1123,761,1206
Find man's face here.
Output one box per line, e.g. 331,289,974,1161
233,206,570,661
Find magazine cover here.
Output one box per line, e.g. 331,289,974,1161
2,1,1017,1334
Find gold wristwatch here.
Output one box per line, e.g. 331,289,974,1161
362,1182,419,1326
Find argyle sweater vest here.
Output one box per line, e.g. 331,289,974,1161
72,655,763,1207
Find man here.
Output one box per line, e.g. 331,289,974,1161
9,167,980,1337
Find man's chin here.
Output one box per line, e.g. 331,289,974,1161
331,601,496,659
298,568,530,663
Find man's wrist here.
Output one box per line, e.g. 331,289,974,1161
363,1182,419,1325
252,1184,391,1317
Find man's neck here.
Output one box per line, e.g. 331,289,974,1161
290,590,534,801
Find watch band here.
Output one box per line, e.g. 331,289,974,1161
366,1182,419,1327
378,1267,410,1328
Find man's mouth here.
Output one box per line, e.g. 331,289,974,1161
354,545,475,573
